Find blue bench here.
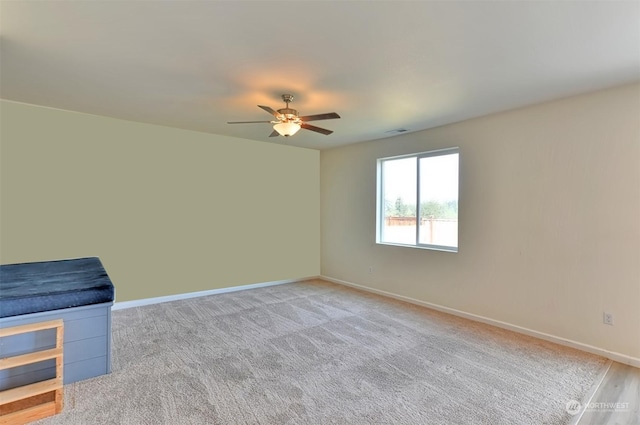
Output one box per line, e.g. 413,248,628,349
0,257,115,390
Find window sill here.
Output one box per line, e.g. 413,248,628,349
376,241,458,253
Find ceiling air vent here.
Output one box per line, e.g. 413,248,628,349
385,128,409,134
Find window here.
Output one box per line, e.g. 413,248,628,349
376,148,459,252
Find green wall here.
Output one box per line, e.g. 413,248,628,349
0,100,320,301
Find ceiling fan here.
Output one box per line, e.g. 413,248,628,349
227,94,340,137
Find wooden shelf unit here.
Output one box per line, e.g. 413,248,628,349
0,320,64,425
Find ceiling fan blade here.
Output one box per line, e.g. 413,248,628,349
227,121,272,124
299,112,341,122
269,130,279,137
301,123,333,135
258,105,279,117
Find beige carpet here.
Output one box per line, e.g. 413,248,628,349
36,279,607,424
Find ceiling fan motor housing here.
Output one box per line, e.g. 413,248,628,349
278,94,299,121
277,107,299,121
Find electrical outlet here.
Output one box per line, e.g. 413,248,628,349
368,266,374,273
603,312,614,326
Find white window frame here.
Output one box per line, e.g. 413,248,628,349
376,147,459,252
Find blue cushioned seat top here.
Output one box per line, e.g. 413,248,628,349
0,257,115,318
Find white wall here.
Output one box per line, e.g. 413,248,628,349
321,83,640,362
0,100,320,302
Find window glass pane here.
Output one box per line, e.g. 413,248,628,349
381,157,416,245
418,153,458,247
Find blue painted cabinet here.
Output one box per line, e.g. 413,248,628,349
0,257,114,390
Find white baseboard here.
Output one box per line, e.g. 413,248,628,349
112,276,317,311
320,275,640,368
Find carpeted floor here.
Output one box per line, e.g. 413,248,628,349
36,279,608,424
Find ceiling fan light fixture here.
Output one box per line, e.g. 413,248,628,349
273,121,301,137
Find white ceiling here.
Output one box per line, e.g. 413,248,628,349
1,1,639,150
